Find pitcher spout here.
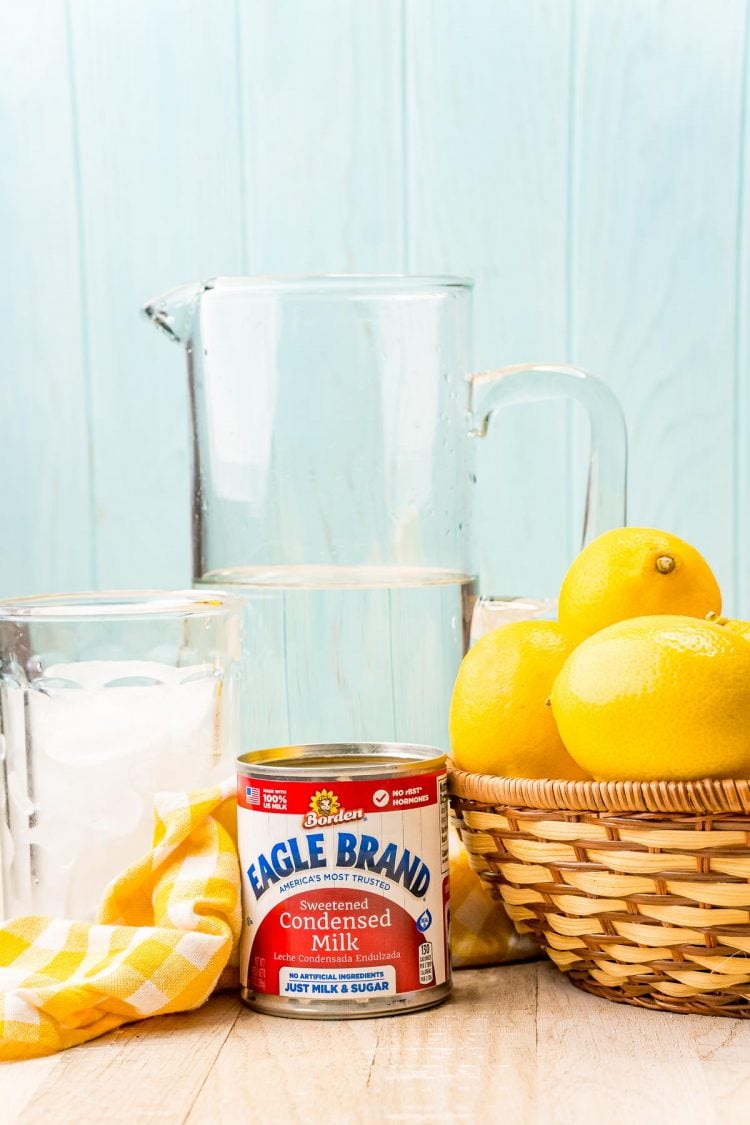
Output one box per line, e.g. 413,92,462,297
142,281,205,344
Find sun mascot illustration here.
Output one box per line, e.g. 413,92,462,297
309,789,340,818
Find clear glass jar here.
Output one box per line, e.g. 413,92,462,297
0,591,240,920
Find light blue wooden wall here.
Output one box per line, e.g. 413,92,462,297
2,0,748,611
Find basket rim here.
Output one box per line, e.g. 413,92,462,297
447,764,750,815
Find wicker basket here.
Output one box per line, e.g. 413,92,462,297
449,766,750,1017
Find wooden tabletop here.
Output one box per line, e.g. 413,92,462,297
4,960,750,1124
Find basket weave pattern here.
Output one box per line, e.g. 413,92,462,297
449,768,750,1017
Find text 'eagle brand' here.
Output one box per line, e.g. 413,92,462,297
246,831,431,900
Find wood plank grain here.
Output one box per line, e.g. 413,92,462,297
688,1000,750,1113
0,1055,64,1123
361,965,537,1123
0,1,94,596
66,0,245,590
6,964,750,1121
406,0,576,599
236,0,404,274
693,1009,750,1124
186,1003,390,1124
534,962,750,1125
570,0,746,611
12,994,242,1125
186,966,538,1124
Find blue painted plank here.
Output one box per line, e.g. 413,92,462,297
735,8,750,617
0,2,93,596
405,0,578,601
570,0,746,612
237,0,405,272
66,0,246,590
3,0,749,620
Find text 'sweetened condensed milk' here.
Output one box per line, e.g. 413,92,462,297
237,743,451,1018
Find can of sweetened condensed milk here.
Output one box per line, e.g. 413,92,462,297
237,743,451,1018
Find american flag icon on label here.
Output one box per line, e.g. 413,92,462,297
246,785,261,806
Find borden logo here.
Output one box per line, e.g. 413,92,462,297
303,788,365,829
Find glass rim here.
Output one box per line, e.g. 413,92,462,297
205,273,473,294
0,590,237,623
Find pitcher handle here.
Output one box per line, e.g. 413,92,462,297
468,363,627,547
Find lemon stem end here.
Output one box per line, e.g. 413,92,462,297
655,555,676,575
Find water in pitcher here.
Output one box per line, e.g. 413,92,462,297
197,566,476,752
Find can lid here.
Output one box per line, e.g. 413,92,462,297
237,742,446,780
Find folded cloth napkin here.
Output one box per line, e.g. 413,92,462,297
0,778,241,1060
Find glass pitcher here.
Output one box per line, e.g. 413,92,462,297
144,276,626,750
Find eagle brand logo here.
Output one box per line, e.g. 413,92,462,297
302,788,365,829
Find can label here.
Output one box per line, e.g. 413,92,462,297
237,768,450,1004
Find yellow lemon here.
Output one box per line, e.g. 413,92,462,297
708,613,750,641
550,615,750,781
558,527,721,644
449,621,590,780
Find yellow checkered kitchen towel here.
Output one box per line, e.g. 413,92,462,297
449,828,539,968
0,778,241,1060
0,783,534,1059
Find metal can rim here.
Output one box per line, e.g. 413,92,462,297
237,742,446,780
